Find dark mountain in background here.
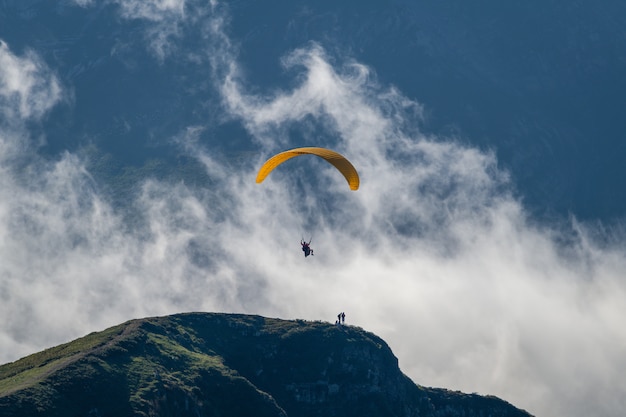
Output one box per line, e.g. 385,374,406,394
1,0,625,221
0,313,531,417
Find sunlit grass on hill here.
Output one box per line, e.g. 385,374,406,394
0,323,126,396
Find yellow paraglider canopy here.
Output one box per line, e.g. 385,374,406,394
256,147,360,190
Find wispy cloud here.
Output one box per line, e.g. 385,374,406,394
117,0,188,60
0,4,625,417
115,0,186,21
71,0,186,17
0,41,62,125
202,10,626,417
70,0,95,7
70,0,191,60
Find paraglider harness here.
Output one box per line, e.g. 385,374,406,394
301,238,314,257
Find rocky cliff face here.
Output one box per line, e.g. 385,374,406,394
0,313,532,417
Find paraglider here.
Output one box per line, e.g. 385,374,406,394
301,238,314,257
257,147,359,258
255,147,360,191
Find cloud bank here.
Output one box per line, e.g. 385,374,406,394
2,3,626,417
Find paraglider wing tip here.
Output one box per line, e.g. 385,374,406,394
347,174,360,190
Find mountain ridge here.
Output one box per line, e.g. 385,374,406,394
0,312,532,417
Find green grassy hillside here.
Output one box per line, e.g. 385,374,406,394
0,313,532,417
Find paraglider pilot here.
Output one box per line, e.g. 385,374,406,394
301,239,314,257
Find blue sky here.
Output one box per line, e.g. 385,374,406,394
1,1,625,416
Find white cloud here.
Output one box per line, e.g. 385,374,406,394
68,0,195,61
1,5,625,417
71,0,186,19
70,0,95,7
115,0,186,21
203,19,626,417
111,0,189,61
0,41,62,124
